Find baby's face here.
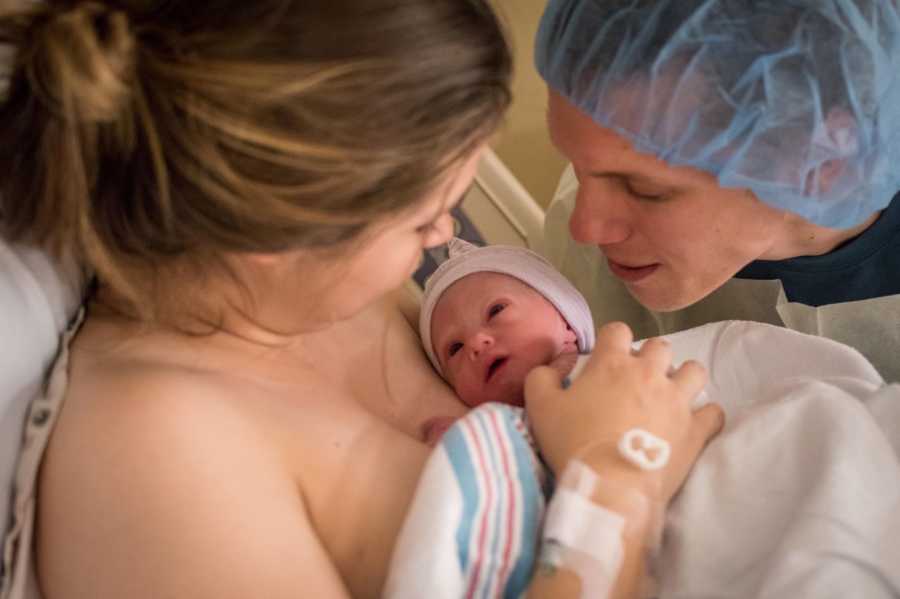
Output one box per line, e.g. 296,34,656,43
430,272,578,408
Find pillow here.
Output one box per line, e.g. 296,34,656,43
0,239,82,540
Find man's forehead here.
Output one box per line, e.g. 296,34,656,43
549,91,722,188
549,92,659,169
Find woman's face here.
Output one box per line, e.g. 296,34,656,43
297,146,486,325
547,90,790,311
430,272,577,408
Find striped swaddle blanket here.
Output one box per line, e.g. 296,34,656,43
384,403,550,599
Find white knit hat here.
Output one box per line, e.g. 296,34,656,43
419,238,595,377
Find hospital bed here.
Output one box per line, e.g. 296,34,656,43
457,148,545,251
0,148,545,595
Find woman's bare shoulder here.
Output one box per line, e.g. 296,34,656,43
40,339,350,598
64,316,295,433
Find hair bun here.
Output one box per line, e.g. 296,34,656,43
23,2,136,123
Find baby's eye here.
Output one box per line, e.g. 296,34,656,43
488,303,506,319
448,342,463,358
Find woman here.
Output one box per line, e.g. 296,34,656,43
537,0,900,381
0,1,721,598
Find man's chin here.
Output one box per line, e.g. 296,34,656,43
625,285,707,312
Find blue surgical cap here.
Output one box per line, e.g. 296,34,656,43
536,0,900,228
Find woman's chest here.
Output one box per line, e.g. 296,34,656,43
303,300,468,440
256,382,432,597
248,307,465,594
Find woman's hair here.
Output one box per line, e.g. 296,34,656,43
0,0,511,320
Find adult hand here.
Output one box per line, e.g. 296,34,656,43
524,322,724,506
546,350,579,383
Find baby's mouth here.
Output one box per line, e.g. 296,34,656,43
485,357,508,383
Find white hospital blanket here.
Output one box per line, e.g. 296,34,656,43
386,321,900,598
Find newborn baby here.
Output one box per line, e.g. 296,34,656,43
419,238,595,442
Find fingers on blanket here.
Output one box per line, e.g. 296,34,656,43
670,359,707,395
595,321,634,355
635,337,672,370
693,403,726,445
524,365,563,407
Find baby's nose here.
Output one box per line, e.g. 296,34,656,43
467,332,494,358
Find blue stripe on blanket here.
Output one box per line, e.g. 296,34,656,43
502,413,544,598
442,404,546,599
443,423,479,577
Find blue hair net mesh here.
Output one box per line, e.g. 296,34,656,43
536,0,900,227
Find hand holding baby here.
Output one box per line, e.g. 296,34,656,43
525,321,724,505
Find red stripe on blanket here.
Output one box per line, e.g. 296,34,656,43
463,417,493,599
489,409,518,598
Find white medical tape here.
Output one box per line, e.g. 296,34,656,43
544,488,626,563
539,461,627,599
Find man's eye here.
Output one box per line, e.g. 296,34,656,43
625,181,666,201
488,303,506,318
448,342,463,357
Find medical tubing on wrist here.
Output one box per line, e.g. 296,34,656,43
538,459,663,598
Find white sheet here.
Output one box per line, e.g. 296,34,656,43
656,322,900,597
0,241,81,549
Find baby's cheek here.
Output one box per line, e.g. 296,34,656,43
459,387,492,409
451,378,483,410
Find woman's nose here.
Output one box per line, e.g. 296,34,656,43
466,332,493,359
422,212,457,249
569,182,632,246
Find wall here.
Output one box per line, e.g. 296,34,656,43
492,0,568,209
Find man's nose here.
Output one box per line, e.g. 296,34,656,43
467,332,494,360
569,181,632,246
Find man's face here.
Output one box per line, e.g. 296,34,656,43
547,90,790,311
430,272,578,408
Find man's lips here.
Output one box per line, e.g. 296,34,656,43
607,258,660,283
